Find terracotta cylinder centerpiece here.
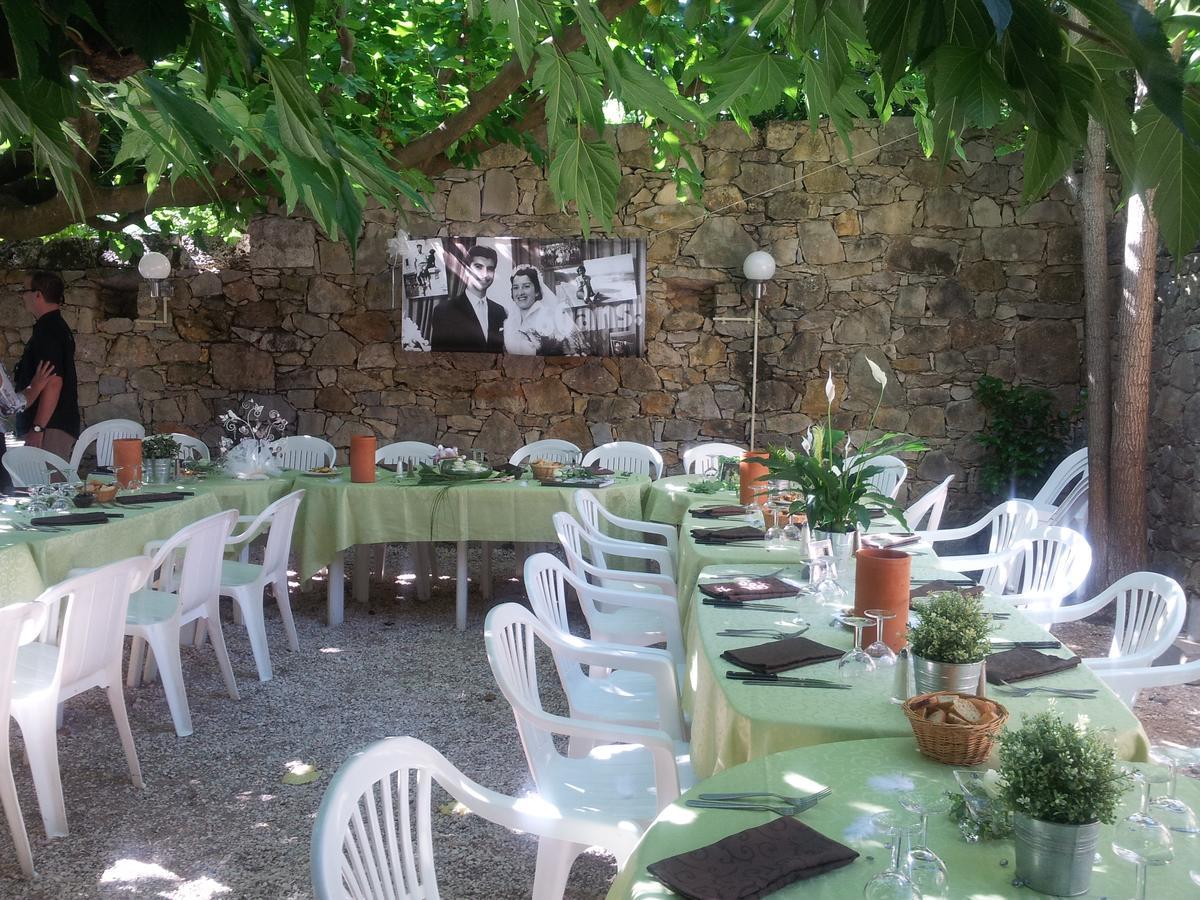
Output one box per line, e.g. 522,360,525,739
112,438,143,488
853,547,912,651
350,435,377,483
739,450,769,506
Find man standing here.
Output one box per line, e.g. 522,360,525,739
15,271,80,459
430,245,507,353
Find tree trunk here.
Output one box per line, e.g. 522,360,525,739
1080,114,1111,594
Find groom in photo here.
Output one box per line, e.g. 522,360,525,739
430,244,507,352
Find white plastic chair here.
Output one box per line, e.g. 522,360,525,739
510,440,582,466
681,443,746,476
168,433,211,461
0,601,45,876
1044,472,1088,529
11,556,152,838
918,499,1039,592
990,526,1092,612
1025,572,1185,670
485,605,690,897
375,441,437,469
1027,446,1088,519
581,442,664,480
847,454,908,499
903,475,954,532
271,435,337,470
1096,659,1200,708
2,446,75,486
524,552,685,670
573,490,678,570
219,490,305,682
552,512,677,598
311,735,641,900
69,418,144,474
125,510,241,737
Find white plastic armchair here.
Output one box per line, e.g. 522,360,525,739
918,500,1039,592
903,475,954,532
375,441,437,469
3,446,75,486
582,441,664,479
69,418,144,474
681,443,746,476
1095,659,1200,708
847,454,908,499
552,512,677,597
525,552,685,670
1044,472,1088,529
1025,572,1186,670
271,435,336,470
990,526,1092,612
510,439,582,466
312,735,641,900
0,601,46,877
168,433,210,461
574,490,678,563
485,605,689,897
1028,446,1088,514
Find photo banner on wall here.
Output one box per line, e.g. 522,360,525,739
399,236,647,357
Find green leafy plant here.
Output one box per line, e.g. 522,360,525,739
907,592,993,664
975,376,1080,498
142,434,181,460
764,364,926,532
998,712,1131,826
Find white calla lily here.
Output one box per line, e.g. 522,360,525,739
824,370,835,405
866,357,888,387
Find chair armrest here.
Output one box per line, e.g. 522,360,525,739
590,533,676,579
934,550,1012,573
559,641,685,738
580,587,686,666
227,516,269,548
918,522,981,544
592,570,678,599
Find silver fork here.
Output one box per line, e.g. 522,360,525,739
994,682,1098,699
718,627,810,640
699,787,832,805
686,792,830,816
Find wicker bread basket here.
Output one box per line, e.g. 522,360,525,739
902,691,1009,766
529,459,563,480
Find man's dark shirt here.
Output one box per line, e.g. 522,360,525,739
14,308,80,437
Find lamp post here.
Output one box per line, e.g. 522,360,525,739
136,250,172,325
740,250,776,449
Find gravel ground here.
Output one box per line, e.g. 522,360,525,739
1,548,1197,898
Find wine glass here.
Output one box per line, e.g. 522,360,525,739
899,783,952,896
743,503,765,530
1148,746,1200,835
27,484,50,514
810,557,848,608
865,609,898,665
838,615,876,680
1112,808,1174,900
952,770,996,843
865,810,924,899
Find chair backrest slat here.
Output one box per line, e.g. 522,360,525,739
581,442,663,479
2,446,74,486
681,443,746,476
509,440,582,466
271,436,337,471
70,419,145,474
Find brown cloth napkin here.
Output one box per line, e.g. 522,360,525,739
691,505,749,519
986,647,1082,684
113,492,193,504
647,816,859,900
691,526,766,545
722,635,843,675
31,512,109,526
699,576,800,602
911,580,984,600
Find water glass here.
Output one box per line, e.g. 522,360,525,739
1113,811,1174,900
1147,746,1200,834
470,448,487,465
865,811,924,900
838,616,876,680
899,784,952,896
743,503,765,530
865,609,898,665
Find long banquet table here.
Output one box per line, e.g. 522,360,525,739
643,474,724,525
607,738,1200,899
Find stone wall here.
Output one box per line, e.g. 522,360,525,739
0,118,1086,519
1151,252,1200,605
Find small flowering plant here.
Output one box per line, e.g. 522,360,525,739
764,362,926,532
907,591,993,664
997,712,1130,826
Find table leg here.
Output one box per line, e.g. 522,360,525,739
414,543,432,601
353,544,370,605
480,541,492,600
328,550,345,626
456,539,468,631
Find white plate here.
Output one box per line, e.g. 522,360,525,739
301,470,340,478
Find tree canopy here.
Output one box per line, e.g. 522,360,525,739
0,1,1198,256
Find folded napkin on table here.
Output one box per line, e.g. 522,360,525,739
585,464,614,475
30,512,109,526
722,635,842,675
691,505,748,520
862,533,922,550
647,816,858,900
691,526,765,545
113,492,193,504
911,580,983,600
986,647,1082,684
494,463,523,476
699,576,800,602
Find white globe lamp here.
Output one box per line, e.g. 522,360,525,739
742,250,776,282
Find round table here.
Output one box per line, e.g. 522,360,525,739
607,738,1200,899
643,475,735,525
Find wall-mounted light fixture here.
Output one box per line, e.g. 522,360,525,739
717,249,777,449
136,250,172,325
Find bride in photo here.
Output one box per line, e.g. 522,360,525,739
504,266,579,355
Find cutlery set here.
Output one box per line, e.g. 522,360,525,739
702,600,795,612
990,640,1062,650
725,671,851,690
686,787,832,817
717,627,809,640
993,682,1099,700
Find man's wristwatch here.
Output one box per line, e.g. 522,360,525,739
31,425,44,433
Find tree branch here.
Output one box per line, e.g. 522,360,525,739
422,96,548,176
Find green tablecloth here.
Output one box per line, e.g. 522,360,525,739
608,738,1199,899
684,561,1150,777
643,475,733,525
290,471,651,581
188,473,296,516
0,542,47,603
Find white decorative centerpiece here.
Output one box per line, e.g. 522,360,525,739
219,400,288,480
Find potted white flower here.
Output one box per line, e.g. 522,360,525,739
998,712,1130,896
906,591,993,693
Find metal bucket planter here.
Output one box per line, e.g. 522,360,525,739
1013,813,1099,896
813,528,860,560
145,458,177,484
911,655,983,694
